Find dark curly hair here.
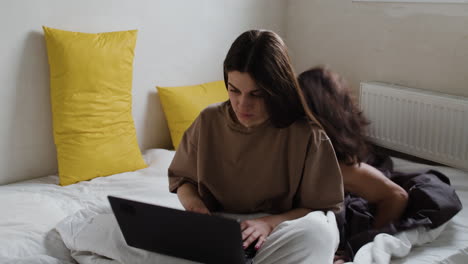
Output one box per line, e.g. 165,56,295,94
298,66,371,165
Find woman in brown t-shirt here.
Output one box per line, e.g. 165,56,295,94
169,30,344,263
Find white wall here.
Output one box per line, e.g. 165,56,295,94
286,0,468,98
0,0,286,185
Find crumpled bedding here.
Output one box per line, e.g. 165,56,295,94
349,157,468,264
348,223,447,264
338,154,462,259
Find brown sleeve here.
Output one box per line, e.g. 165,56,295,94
296,128,344,212
168,116,200,193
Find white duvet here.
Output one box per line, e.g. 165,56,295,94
0,149,181,264
1,149,467,264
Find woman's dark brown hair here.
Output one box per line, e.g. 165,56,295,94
298,66,371,165
223,30,307,128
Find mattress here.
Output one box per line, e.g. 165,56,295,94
0,148,466,264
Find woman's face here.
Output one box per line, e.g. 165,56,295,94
227,71,269,128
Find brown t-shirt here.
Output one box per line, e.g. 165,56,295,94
168,102,343,214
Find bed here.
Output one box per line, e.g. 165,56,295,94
0,148,466,264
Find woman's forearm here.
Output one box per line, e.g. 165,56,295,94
176,183,210,214
342,162,409,229
373,189,408,229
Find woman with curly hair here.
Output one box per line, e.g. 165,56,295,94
298,67,409,263
298,66,408,230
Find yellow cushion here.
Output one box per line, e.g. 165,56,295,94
43,26,147,186
157,81,228,149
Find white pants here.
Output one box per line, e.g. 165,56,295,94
57,210,339,264
204,210,339,264
252,211,339,264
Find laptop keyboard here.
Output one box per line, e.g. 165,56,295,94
244,241,258,261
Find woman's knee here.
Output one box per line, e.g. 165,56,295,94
292,211,339,248
255,212,339,263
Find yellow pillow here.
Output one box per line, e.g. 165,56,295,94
157,81,228,149
43,26,147,186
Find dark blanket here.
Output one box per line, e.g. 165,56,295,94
336,154,463,259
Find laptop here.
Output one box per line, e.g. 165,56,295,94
108,196,255,264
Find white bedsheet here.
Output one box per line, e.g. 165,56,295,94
0,149,182,264
0,149,467,264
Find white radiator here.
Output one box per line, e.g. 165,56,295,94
359,82,468,171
